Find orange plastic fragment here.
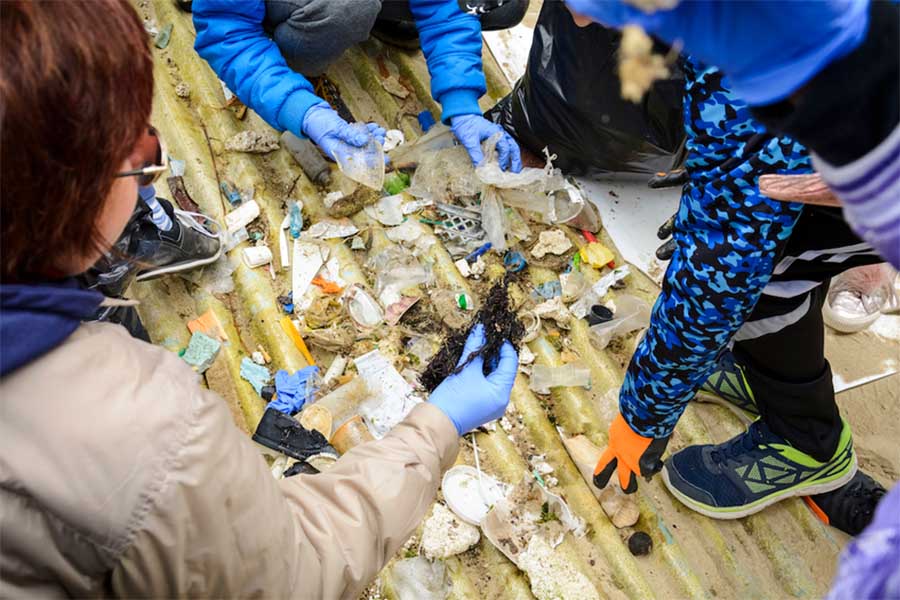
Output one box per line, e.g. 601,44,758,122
187,309,227,342
280,316,316,366
311,276,343,294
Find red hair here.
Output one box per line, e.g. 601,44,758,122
1,0,154,281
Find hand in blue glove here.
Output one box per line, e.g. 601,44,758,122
563,0,869,106
302,102,387,163
450,114,523,172
429,324,518,435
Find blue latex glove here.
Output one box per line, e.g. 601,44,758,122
429,324,518,435
270,366,319,415
563,0,869,105
301,102,387,163
450,114,523,172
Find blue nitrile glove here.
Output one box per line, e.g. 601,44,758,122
563,0,869,105
450,114,523,172
301,102,387,163
270,366,319,415
428,324,518,435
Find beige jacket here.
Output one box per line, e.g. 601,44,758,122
0,322,459,598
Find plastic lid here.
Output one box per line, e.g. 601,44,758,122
441,465,509,525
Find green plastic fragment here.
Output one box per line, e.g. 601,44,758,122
383,171,410,195
181,331,221,373
155,23,173,49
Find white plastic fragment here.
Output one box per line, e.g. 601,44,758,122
364,194,405,226
421,503,481,560
323,190,344,209
531,229,572,258
386,221,423,245
305,218,359,239
225,199,260,234
454,258,472,278
241,245,272,268
322,355,348,385
401,198,433,214
383,129,405,152
291,241,325,303
518,345,535,365
279,215,290,270
441,465,510,526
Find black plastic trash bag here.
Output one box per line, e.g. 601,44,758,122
486,0,686,177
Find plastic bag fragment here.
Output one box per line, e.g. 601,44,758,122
588,295,651,349
391,557,451,600
529,362,591,394
332,124,385,191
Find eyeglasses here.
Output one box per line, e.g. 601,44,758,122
115,126,169,186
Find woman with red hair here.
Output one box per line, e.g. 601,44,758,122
0,2,516,596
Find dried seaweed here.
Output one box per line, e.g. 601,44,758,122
420,275,525,392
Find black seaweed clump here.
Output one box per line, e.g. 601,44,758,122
420,275,525,392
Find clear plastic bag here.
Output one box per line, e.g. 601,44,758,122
588,295,651,349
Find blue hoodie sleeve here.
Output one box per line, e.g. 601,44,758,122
192,0,322,137
409,0,486,123
619,64,808,439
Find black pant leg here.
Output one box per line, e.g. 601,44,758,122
734,284,841,462
732,206,884,461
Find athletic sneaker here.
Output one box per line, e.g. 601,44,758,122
805,470,888,536
662,419,857,519
694,351,760,424
134,198,222,281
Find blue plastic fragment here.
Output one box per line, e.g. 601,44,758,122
465,242,492,262
417,110,436,133
289,202,303,239
270,366,320,415
220,182,242,206
504,251,527,272
240,357,272,396
532,280,562,301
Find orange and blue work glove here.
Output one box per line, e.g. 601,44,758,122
593,413,670,494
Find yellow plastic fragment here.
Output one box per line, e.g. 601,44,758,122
280,316,316,366
579,242,615,268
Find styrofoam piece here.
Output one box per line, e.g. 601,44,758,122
383,129,405,152
441,465,510,526
224,199,260,234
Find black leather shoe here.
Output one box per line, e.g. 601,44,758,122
134,198,222,281
252,408,339,462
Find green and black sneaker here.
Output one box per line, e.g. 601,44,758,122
695,351,760,424
662,419,857,519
